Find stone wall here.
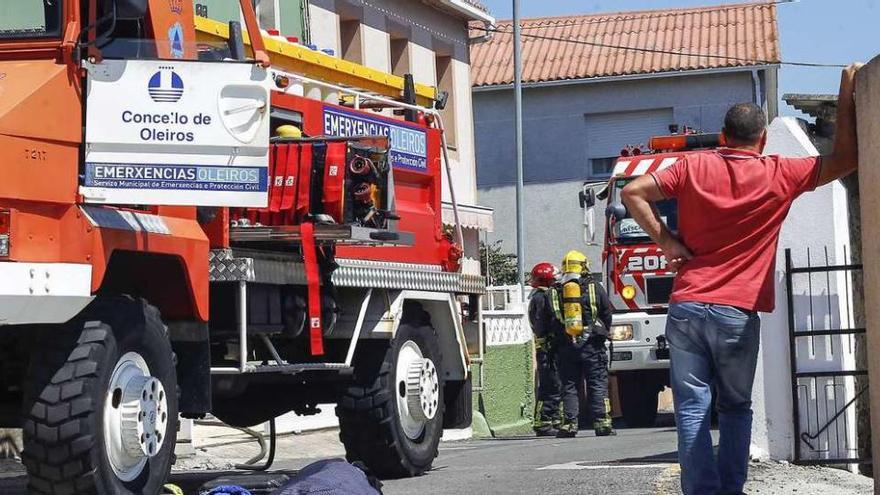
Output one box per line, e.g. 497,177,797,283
855,54,880,483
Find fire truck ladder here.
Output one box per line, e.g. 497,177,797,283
194,17,437,107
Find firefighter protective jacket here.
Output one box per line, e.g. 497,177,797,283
529,288,565,346
549,277,613,340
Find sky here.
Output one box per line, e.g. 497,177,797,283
479,0,878,118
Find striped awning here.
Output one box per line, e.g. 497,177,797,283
442,202,494,231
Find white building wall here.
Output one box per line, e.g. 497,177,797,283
443,58,479,203
360,24,391,72
407,42,436,87
751,117,855,462
307,3,340,53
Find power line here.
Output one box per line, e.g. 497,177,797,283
475,25,846,68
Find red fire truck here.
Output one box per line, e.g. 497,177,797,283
581,131,723,427
0,1,480,493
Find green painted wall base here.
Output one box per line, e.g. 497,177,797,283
470,410,492,438
471,342,535,438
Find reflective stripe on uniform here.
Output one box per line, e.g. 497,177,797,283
588,282,598,323
534,335,550,351
550,286,563,322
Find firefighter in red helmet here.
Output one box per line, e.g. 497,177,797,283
528,262,564,436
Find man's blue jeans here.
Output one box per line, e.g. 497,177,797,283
666,302,761,495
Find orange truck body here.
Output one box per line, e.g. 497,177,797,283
0,0,273,322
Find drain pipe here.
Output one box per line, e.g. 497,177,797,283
751,68,765,113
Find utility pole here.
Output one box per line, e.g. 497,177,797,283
513,0,525,299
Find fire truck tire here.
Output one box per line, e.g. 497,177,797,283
618,373,659,428
336,321,444,478
21,297,178,495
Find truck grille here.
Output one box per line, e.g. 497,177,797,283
645,276,674,305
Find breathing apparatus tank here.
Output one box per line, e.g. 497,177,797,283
560,250,589,338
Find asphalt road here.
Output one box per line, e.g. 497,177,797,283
379,427,682,495
1,426,682,495
179,426,683,495
2,423,874,494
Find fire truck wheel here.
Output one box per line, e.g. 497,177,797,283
337,321,444,478
618,373,660,428
21,297,178,495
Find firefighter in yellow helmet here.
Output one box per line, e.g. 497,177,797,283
552,250,615,437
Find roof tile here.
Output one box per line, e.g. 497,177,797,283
471,1,781,86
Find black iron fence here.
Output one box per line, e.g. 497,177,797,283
785,247,868,466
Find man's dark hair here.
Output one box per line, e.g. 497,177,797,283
723,103,767,144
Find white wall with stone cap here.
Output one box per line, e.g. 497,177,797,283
854,54,880,483
750,117,855,463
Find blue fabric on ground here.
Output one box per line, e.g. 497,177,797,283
275,458,382,495
209,486,254,495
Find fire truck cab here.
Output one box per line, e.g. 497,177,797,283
581,131,723,427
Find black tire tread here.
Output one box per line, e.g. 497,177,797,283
336,359,410,476
21,298,173,495
22,320,109,495
336,320,443,478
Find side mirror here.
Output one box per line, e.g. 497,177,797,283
579,188,596,209
583,207,596,245
115,0,148,20
606,203,627,222
581,184,598,245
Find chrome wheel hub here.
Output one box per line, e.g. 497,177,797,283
103,352,168,482
396,341,439,440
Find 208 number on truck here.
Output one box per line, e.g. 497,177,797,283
627,255,667,272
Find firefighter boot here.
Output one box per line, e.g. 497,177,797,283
533,410,557,436
556,422,578,438
593,417,616,437
534,426,558,437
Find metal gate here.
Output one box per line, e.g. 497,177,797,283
785,247,869,465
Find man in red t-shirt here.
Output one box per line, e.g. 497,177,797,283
622,65,861,495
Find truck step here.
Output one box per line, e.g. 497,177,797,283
211,362,353,375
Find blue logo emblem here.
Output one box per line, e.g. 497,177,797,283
168,21,185,59
148,69,184,103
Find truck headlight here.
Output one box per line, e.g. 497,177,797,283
609,324,633,341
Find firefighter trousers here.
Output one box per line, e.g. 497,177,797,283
533,347,562,432
558,337,612,433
